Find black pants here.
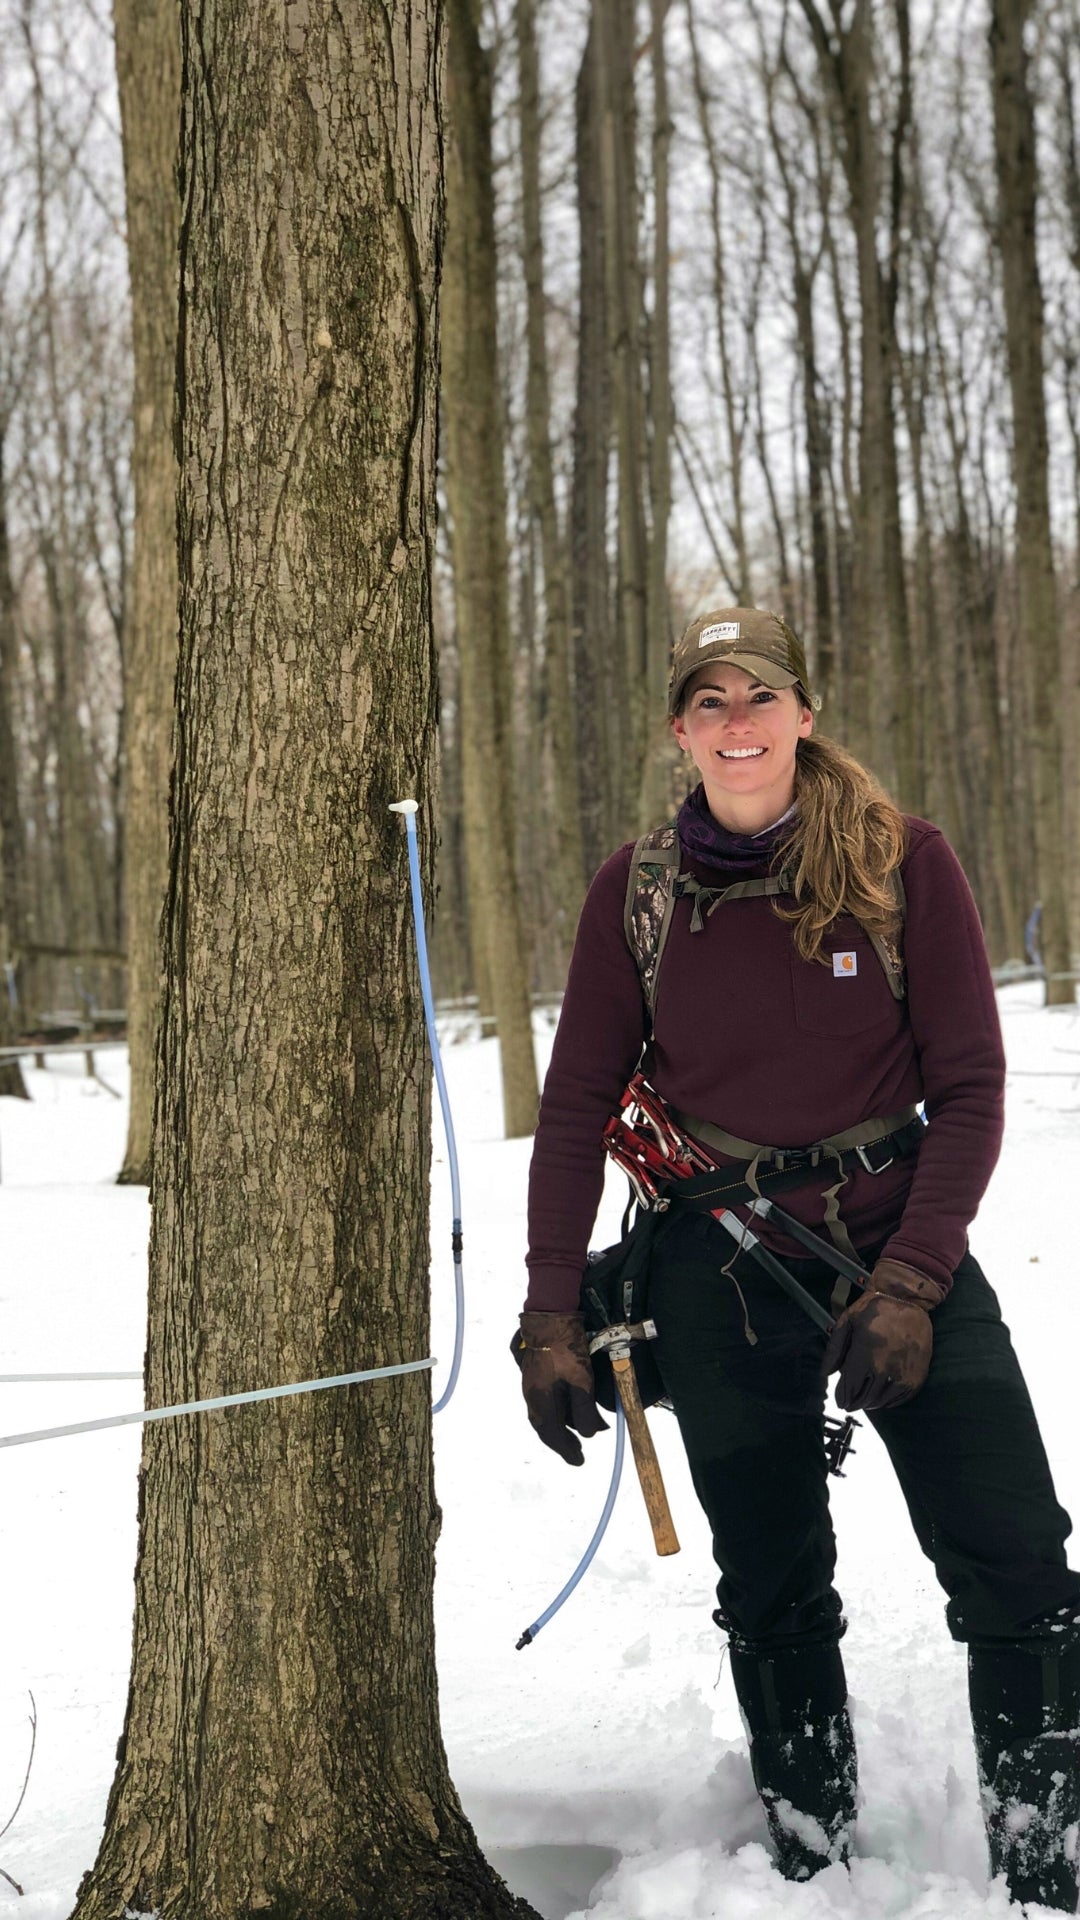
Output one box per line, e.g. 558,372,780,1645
648,1209,1080,1655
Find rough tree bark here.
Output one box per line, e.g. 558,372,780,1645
990,0,1073,1004
113,0,182,1184
443,0,539,1138
69,2,540,1914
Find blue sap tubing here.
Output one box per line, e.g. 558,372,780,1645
390,802,464,1413
391,800,625,1643
516,1403,626,1647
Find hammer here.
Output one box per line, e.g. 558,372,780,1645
589,1321,679,1557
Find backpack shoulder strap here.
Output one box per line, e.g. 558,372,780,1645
623,829,909,1014
624,823,681,1025
862,867,907,1001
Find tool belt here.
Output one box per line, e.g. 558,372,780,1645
585,1078,924,1461
600,1074,925,1265
665,1110,927,1217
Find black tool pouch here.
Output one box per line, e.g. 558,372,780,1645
579,1208,667,1412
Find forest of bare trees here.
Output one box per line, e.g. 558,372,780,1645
0,0,128,1098
0,0,1077,1909
1,0,1078,1141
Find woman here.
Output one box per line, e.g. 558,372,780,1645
514,607,1080,1910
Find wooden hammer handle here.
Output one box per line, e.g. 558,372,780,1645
610,1354,680,1556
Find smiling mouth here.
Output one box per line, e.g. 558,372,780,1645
718,747,766,759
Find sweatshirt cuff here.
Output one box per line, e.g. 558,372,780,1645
876,1235,959,1301
523,1261,586,1313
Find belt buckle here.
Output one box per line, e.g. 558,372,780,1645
769,1146,816,1174
856,1139,894,1175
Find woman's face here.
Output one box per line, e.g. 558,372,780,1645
672,663,813,830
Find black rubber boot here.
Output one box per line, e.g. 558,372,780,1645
969,1635,1080,1913
729,1641,856,1881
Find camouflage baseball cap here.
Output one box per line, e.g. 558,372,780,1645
668,606,816,714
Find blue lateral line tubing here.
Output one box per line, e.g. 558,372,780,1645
0,1358,437,1451
390,800,465,1413
4,803,459,1437
0,1372,143,1383
516,1401,627,1648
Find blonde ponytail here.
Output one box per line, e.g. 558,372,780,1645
774,726,907,968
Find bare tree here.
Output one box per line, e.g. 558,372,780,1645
686,0,754,607
570,12,617,875
763,18,838,707
596,0,651,835
515,0,587,932
990,0,1072,1003
69,0,540,1911
641,0,675,823
443,0,540,1137
795,0,916,799
113,0,181,1183
0,425,29,1097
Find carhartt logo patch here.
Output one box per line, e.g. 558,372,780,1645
833,951,858,977
698,620,741,646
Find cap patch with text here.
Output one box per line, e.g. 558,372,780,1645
668,605,819,713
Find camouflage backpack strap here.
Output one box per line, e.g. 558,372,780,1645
624,828,908,1017
624,823,682,1025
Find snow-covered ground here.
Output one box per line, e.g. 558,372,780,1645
1,983,1079,1918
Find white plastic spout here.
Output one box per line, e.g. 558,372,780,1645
389,799,419,815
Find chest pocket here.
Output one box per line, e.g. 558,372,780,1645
790,930,898,1037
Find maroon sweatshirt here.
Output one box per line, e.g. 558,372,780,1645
525,808,1005,1311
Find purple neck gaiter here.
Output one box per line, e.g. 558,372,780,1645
676,783,795,875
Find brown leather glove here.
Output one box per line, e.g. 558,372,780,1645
822,1258,946,1412
511,1311,609,1466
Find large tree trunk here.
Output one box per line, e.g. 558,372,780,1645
113,0,182,1184
443,0,539,1138
70,3,538,1915
990,0,1073,1004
